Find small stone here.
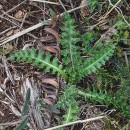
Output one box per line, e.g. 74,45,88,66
0,4,3,10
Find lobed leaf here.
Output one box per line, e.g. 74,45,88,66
8,48,67,80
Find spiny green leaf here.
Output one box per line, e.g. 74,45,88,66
60,12,83,83
8,48,67,81
78,86,130,118
84,43,116,75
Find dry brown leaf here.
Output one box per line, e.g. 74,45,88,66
42,85,56,95
43,98,53,105
14,10,24,19
41,46,59,54
39,35,54,42
50,20,57,28
44,27,59,41
42,78,59,88
47,95,57,100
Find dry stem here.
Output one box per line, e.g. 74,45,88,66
45,116,105,130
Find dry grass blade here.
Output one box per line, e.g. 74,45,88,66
44,116,106,130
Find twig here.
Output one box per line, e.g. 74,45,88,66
0,4,87,46
100,0,122,20
20,13,28,30
0,14,20,27
0,26,17,36
69,0,77,20
123,0,130,9
30,0,60,5
59,0,67,11
123,51,129,68
89,0,130,50
0,120,22,126
108,0,130,27
88,0,122,30
44,116,105,130
108,0,120,14
91,24,116,50
15,12,28,46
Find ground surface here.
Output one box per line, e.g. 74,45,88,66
0,0,130,130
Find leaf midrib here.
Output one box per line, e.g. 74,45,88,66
85,46,115,72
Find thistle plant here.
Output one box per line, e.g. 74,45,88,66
8,12,130,126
